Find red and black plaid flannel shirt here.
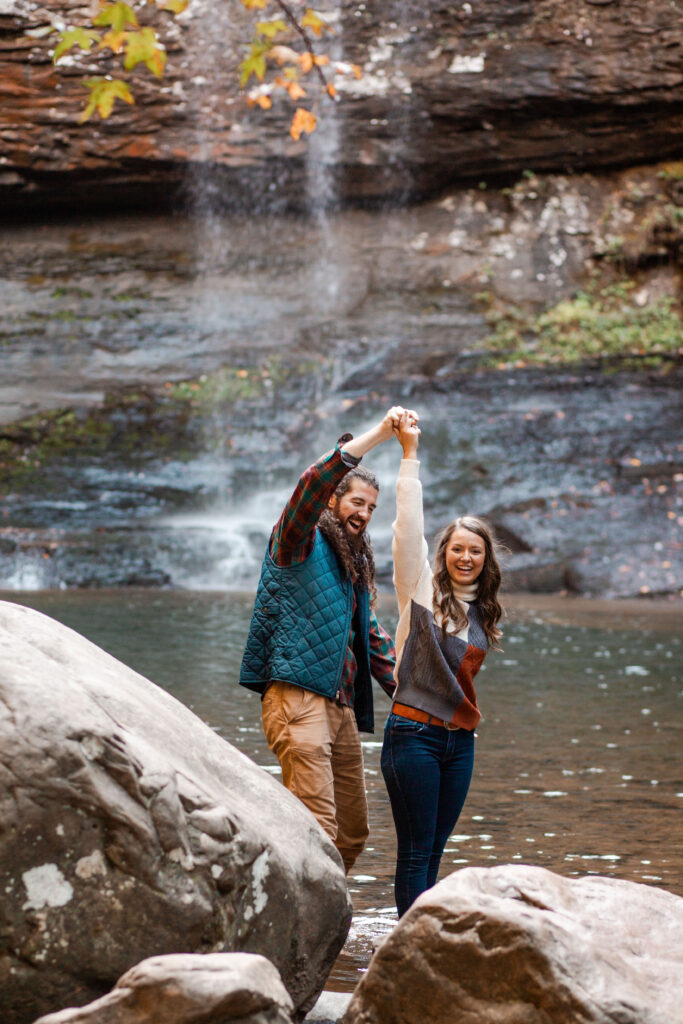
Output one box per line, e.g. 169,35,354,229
269,442,396,707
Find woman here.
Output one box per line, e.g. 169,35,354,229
381,411,503,916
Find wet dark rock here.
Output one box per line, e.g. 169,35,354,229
0,601,351,1024
2,1,683,213
0,166,681,597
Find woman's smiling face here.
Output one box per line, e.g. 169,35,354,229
445,526,486,586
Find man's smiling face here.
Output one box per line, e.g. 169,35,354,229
329,479,379,546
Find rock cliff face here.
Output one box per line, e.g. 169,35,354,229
1,0,682,213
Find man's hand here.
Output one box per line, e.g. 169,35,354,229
380,405,410,440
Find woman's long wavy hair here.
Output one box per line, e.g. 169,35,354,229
432,515,503,648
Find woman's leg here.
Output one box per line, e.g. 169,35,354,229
426,728,475,889
381,715,445,916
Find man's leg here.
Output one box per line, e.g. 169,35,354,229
329,704,369,873
261,681,338,842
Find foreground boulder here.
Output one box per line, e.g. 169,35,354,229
0,601,351,1024
343,864,683,1024
32,952,293,1024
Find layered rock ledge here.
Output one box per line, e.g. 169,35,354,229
1,0,682,213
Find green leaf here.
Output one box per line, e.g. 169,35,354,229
53,27,101,62
123,27,166,76
255,19,287,39
79,77,134,122
93,2,138,33
239,41,270,85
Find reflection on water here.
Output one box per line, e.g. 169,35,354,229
3,589,681,991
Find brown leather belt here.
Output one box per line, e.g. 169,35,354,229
392,701,460,731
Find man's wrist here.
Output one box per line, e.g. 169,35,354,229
337,433,361,466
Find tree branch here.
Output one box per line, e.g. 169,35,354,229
271,0,329,91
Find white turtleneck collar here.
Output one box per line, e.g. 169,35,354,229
451,582,478,604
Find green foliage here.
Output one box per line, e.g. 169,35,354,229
239,41,270,86
123,28,166,76
657,161,683,181
93,2,138,32
80,78,134,122
53,27,100,61
475,281,682,370
255,18,288,39
50,0,353,136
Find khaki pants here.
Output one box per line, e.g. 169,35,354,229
261,681,369,873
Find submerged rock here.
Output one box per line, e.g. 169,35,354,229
342,864,683,1024
32,953,294,1024
0,601,351,1024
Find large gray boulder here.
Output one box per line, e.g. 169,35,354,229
0,600,351,1024
343,864,683,1024
31,952,294,1024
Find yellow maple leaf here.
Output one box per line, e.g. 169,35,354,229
290,107,316,140
99,29,127,53
301,9,328,37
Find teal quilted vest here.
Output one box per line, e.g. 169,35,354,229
239,531,375,732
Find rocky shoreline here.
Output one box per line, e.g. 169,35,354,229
2,600,682,1024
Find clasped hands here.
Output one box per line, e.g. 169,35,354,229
382,406,421,457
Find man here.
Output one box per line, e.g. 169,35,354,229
239,408,404,872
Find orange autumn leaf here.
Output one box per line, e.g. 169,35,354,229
300,50,329,73
326,82,336,98
256,93,272,109
290,107,316,140
286,80,307,100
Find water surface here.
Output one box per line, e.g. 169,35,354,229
4,589,681,990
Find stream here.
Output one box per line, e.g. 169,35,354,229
4,588,681,991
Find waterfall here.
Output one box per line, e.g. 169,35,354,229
155,1,382,590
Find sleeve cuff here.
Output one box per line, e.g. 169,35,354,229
337,433,361,467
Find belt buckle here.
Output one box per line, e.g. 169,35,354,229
444,721,458,731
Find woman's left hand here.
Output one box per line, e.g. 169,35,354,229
396,410,420,457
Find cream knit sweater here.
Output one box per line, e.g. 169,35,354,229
391,458,486,730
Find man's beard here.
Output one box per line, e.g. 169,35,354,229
318,508,377,603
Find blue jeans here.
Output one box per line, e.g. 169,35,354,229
381,713,475,917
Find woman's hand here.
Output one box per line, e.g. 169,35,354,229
396,410,420,458
341,405,415,459
379,405,409,440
